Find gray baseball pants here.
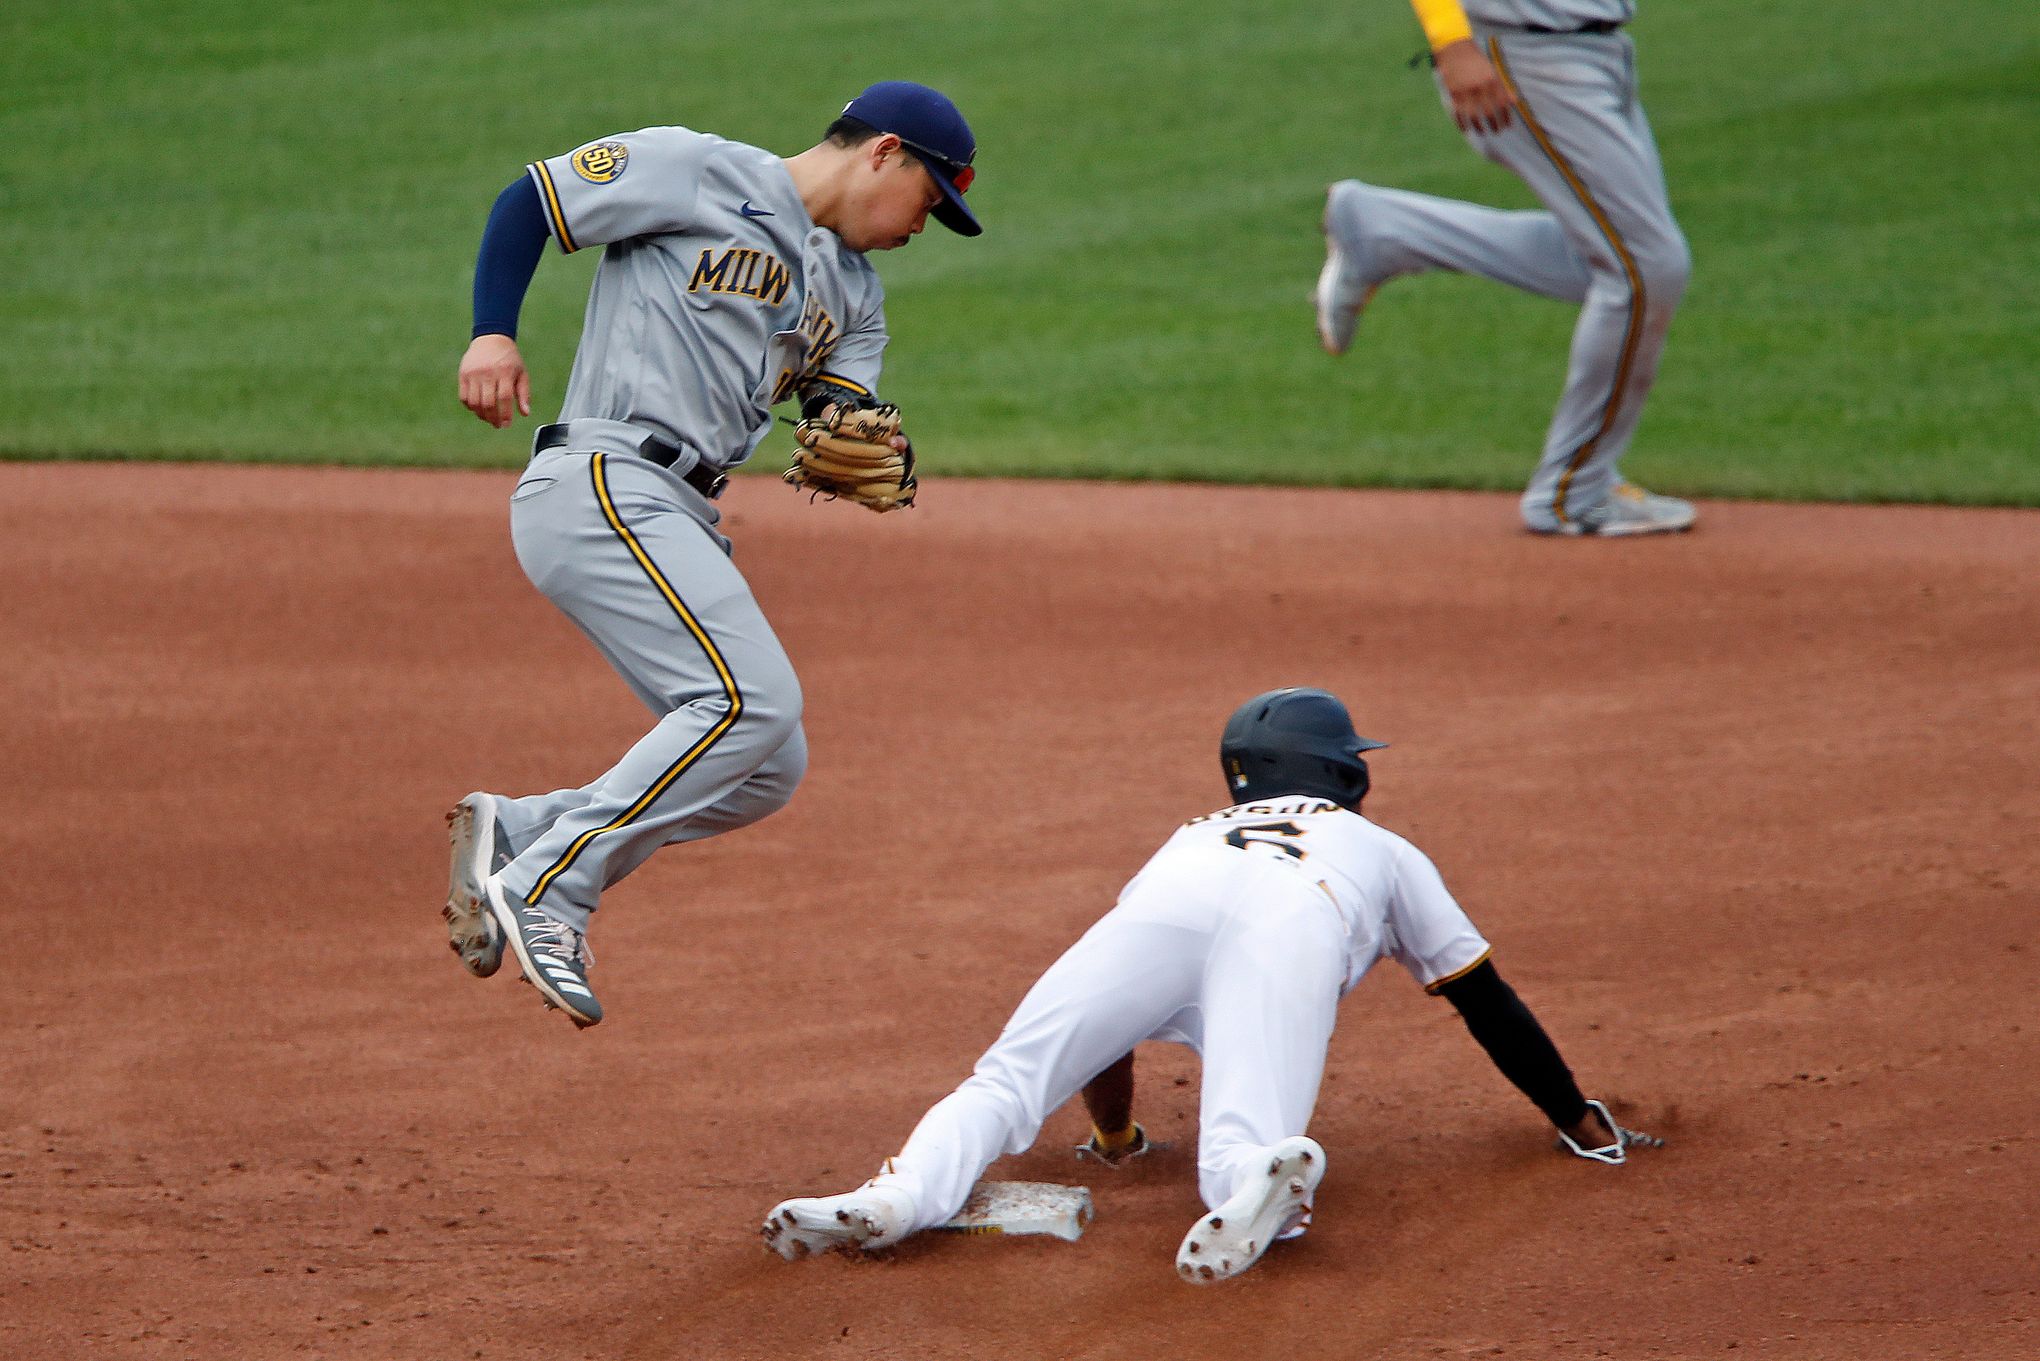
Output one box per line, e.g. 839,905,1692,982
1328,26,1690,530
491,447,806,934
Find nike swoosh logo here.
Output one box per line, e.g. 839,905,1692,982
739,201,773,218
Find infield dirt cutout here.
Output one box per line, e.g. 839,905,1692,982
3,463,2033,1360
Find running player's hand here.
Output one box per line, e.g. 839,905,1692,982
1435,40,1516,134
459,334,532,429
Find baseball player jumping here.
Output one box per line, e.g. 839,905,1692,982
762,689,1660,1282
445,82,982,1027
1318,0,1695,536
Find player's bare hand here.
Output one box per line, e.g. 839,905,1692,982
459,334,532,429
1435,40,1517,134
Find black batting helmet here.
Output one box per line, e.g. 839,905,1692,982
1219,688,1387,808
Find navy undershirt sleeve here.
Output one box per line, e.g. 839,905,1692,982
471,176,550,340
1437,960,1591,1130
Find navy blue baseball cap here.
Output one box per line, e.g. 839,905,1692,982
840,80,981,237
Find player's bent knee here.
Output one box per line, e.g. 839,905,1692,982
748,728,809,811
1637,237,1691,304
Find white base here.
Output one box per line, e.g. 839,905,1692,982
932,1181,1094,1242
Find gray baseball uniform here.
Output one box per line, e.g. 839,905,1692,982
497,127,887,933
1327,0,1689,531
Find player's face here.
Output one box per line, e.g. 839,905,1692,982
848,144,943,252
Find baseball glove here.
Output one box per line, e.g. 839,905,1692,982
784,402,916,512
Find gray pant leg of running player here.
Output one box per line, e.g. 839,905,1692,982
1330,27,1689,529
493,448,807,935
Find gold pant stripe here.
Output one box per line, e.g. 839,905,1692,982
524,454,742,906
1490,37,1646,527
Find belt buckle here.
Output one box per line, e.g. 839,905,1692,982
701,470,729,499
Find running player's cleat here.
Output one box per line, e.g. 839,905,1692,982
762,1186,916,1260
1532,480,1697,537
1314,182,1383,356
1176,1136,1325,1284
443,793,511,977
486,875,601,1027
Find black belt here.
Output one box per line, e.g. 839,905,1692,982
1522,19,1623,33
534,423,728,499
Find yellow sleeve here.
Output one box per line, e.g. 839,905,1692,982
1409,0,1473,50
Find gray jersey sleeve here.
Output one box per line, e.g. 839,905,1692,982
1383,838,1492,990
811,293,887,400
526,127,715,254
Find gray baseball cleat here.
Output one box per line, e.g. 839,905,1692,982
485,875,602,1027
762,1186,916,1261
1315,182,1382,356
1176,1135,1325,1284
1532,481,1697,537
443,793,511,977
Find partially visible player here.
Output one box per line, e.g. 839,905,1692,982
1316,0,1695,536
762,688,1660,1283
443,82,981,1028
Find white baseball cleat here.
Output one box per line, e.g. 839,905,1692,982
1315,182,1381,356
762,1185,917,1261
1594,481,1697,536
1176,1136,1325,1284
1532,480,1697,537
443,793,509,978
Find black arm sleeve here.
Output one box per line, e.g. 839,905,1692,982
1436,959,1589,1130
471,176,549,340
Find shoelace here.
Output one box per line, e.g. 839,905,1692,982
519,909,593,968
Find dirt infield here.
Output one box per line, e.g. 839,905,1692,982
3,462,2033,1360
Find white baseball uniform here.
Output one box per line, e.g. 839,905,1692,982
864,796,1493,1228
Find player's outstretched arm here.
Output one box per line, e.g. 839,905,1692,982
458,176,549,428
1435,959,1660,1162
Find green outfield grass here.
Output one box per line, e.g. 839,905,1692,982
4,0,2036,503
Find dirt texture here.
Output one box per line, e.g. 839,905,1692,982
2,462,2034,1360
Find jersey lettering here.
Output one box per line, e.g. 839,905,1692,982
768,293,845,405
688,248,792,306
1186,798,1337,826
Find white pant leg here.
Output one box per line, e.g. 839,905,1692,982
872,911,1213,1234
1194,882,1348,1210
500,451,805,933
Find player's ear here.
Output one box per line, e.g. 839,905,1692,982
868,133,903,171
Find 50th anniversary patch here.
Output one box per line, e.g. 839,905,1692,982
572,141,629,183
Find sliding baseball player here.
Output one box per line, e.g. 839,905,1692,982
763,688,1660,1282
